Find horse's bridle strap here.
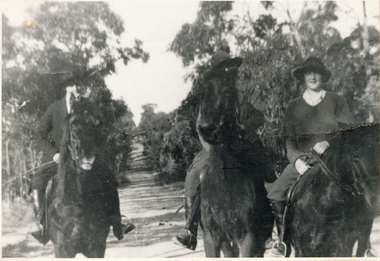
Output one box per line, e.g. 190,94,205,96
312,150,360,197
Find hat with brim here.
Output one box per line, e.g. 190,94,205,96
292,57,332,83
204,51,243,80
55,69,86,88
45,64,97,89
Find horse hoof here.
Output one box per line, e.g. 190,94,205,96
266,242,286,258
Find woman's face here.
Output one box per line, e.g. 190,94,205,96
304,71,323,91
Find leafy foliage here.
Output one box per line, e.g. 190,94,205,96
170,2,234,67
2,2,148,199
145,1,379,183
138,104,202,184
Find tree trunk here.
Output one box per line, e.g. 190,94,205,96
362,1,370,57
5,140,11,180
5,140,12,202
286,6,306,58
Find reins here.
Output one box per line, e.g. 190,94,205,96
311,150,375,215
311,150,361,197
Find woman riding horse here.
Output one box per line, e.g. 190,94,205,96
267,56,352,257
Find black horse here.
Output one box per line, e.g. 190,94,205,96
287,123,380,257
47,100,112,257
188,70,273,257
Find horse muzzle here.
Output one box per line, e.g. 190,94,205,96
197,122,220,144
79,155,96,170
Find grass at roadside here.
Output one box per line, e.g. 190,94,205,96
3,198,36,233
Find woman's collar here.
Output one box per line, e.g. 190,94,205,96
303,89,326,106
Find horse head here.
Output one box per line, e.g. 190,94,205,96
66,100,104,171
196,68,241,145
50,99,111,258
55,99,105,204
346,123,380,215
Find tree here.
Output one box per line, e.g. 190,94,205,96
2,2,149,200
138,104,172,170
170,1,234,66
3,2,149,115
168,1,380,176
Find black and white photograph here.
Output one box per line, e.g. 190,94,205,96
2,0,380,258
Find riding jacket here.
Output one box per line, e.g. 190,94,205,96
30,97,68,190
283,91,352,165
36,97,69,164
267,91,352,202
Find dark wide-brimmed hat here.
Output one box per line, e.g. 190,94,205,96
48,65,102,89
40,64,84,89
292,57,332,83
204,51,243,80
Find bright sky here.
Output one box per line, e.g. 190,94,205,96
3,0,380,125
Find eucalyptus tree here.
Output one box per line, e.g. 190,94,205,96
2,2,149,199
166,1,379,179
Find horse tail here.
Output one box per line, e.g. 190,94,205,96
56,119,70,200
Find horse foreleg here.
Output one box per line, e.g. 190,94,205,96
221,240,239,257
203,228,221,257
54,245,76,258
283,226,292,257
83,244,106,258
355,218,374,257
240,233,264,257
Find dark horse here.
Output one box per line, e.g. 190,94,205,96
187,70,273,257
287,123,380,257
47,100,112,257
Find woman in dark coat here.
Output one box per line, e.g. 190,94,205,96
267,57,352,256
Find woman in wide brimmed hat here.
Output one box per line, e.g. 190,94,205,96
266,56,352,257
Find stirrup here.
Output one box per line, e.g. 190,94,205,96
271,241,287,257
365,248,378,257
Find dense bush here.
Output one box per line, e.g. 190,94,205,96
141,1,379,183
2,2,148,200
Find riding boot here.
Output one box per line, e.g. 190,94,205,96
107,183,135,240
172,186,200,250
269,200,286,257
31,189,50,245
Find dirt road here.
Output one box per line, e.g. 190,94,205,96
2,142,379,258
2,143,204,258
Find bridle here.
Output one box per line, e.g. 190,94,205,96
312,150,374,214
312,150,361,197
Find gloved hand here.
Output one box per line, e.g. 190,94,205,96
313,141,329,155
53,153,60,164
295,158,310,175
